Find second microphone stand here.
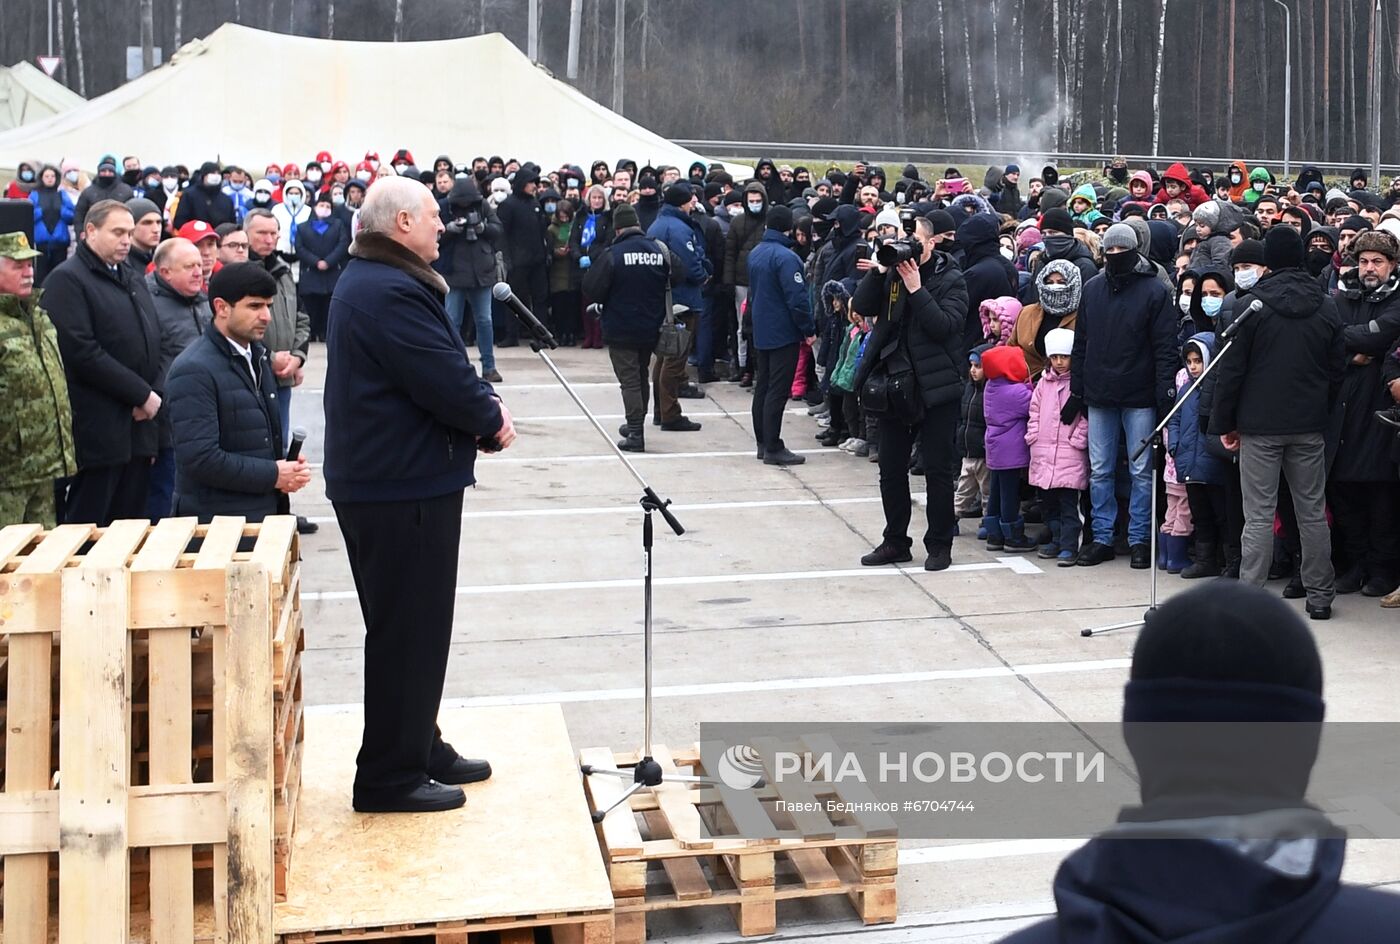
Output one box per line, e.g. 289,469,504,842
493,285,726,818
1083,327,1243,637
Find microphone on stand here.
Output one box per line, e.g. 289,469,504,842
492,282,558,349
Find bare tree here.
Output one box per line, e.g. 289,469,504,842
72,0,87,96
1151,0,1168,156
796,0,807,75
140,0,155,72
613,0,625,113
1225,0,1236,156
962,15,979,148
894,0,906,146
936,0,951,141
1112,0,1123,152
639,0,649,71
989,0,1002,143
393,0,405,41
839,0,848,108
327,0,335,39
55,0,69,87
173,0,184,50
1323,0,1331,160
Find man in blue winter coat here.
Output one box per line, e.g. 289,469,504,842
647,184,711,431
323,177,517,814
998,583,1400,944
746,205,815,465
1069,223,1179,569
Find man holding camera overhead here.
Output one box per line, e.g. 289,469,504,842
852,215,969,573
746,205,814,467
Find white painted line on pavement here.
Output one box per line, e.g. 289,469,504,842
899,839,1083,864
307,448,842,469
302,382,621,395
305,656,1130,714
302,557,1044,602
306,494,893,524
515,408,809,423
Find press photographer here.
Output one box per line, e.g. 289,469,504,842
852,214,969,572
438,174,505,381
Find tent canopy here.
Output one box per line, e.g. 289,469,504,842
0,61,85,134
0,25,738,179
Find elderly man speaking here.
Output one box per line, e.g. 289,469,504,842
324,176,517,813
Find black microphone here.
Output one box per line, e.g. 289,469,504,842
286,426,307,462
1221,298,1264,340
492,282,558,349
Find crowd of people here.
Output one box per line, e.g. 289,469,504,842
5,148,1400,615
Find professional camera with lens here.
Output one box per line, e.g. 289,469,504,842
875,206,924,267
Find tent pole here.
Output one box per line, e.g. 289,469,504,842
528,0,539,61
612,0,625,113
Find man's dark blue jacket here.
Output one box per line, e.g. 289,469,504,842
323,232,503,503
166,323,282,521
746,229,814,350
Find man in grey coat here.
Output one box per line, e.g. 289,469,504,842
145,237,212,518
243,207,314,532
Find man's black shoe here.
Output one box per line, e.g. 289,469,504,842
1129,544,1151,569
618,434,645,452
297,515,318,535
861,542,913,566
1307,603,1332,621
353,780,466,813
660,417,702,432
1335,566,1364,594
738,372,753,388
924,548,952,571
817,429,844,447
1282,574,1306,599
677,384,705,399
763,448,806,465
618,423,629,438
429,756,492,785
1076,542,1116,566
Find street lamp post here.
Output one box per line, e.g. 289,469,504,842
1270,0,1292,178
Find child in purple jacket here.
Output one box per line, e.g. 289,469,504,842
981,344,1036,551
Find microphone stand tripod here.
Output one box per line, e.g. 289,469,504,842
1082,329,1243,637
494,288,726,819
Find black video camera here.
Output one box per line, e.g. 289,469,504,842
877,233,923,268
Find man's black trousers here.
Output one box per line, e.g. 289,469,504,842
752,343,800,451
878,400,960,554
335,489,464,803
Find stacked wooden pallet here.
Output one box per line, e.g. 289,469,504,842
0,515,303,943
580,741,898,943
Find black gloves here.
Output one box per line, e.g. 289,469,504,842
1060,394,1084,426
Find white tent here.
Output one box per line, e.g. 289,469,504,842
0,61,85,133
0,25,737,178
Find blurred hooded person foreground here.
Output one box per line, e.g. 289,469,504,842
1000,582,1400,943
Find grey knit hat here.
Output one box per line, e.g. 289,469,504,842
1102,223,1140,253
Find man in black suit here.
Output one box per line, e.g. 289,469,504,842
165,263,312,521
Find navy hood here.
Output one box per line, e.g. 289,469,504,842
957,213,1001,252
1042,816,1350,944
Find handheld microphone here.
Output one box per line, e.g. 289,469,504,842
286,426,307,462
1221,298,1265,340
492,282,558,349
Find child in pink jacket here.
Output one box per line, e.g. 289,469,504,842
1026,328,1089,565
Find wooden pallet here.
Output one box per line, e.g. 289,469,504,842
0,516,302,944
580,741,898,943
276,911,614,944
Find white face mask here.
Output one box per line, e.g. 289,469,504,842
355,171,372,182
162,176,178,191
332,194,345,206
729,206,744,218
1179,295,1192,314
305,170,323,184
314,206,332,219
286,194,304,209
204,173,222,187
1000,247,1014,261
1235,268,1260,291
64,170,80,183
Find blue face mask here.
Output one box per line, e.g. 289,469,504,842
544,202,558,214
1201,296,1223,318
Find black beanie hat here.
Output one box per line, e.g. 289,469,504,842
1229,238,1267,268
810,196,839,220
766,205,793,233
663,184,693,207
703,181,723,202
1122,583,1325,812
1264,225,1306,270
1339,214,1373,235
1041,207,1075,236
208,261,279,307
927,208,957,236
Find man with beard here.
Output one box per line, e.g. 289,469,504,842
1210,226,1344,619
74,154,135,232
1326,231,1400,598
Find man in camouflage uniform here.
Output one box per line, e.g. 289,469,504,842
0,232,76,527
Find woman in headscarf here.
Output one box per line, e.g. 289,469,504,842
1013,260,1082,380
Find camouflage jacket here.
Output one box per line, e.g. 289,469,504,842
0,290,77,483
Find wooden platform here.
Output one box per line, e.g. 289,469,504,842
274,703,614,943
0,517,301,944
581,742,898,943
